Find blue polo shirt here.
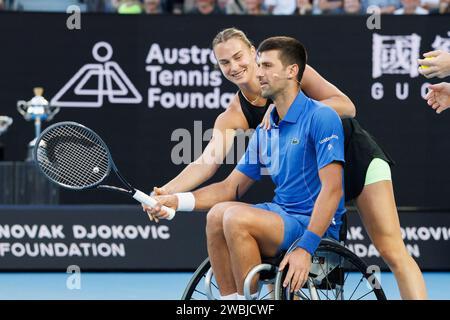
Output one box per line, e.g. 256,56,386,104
236,91,346,231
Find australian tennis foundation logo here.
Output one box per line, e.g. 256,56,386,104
51,41,235,109
144,43,234,109
51,42,142,107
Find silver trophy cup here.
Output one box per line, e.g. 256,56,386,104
17,87,59,161
0,116,13,136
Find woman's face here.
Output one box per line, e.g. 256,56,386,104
213,38,256,86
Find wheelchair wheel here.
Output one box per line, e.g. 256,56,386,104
275,239,387,300
181,257,213,300
182,257,278,300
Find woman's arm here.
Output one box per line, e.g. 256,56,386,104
157,95,248,194
260,64,356,129
301,65,356,118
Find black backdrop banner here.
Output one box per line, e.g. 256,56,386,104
1,13,450,208
0,206,449,271
0,205,207,271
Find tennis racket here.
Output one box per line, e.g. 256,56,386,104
33,121,176,220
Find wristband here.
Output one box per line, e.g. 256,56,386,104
175,192,196,212
297,230,321,256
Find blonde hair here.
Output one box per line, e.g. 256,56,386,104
212,28,254,49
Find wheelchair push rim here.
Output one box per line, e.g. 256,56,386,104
275,239,387,300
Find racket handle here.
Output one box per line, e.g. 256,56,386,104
133,189,176,220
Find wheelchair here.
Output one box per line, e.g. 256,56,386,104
181,215,387,300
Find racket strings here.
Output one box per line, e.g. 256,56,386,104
38,126,109,187
38,128,104,183
38,142,106,187
37,129,107,187
36,124,110,188
52,126,109,180
49,125,110,184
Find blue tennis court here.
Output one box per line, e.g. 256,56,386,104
0,272,448,300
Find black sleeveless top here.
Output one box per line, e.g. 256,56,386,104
237,90,394,202
238,90,272,129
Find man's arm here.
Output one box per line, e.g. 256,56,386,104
302,65,356,118
145,129,262,220
279,162,343,292
279,106,345,292
144,169,255,220
191,169,255,210
303,162,343,238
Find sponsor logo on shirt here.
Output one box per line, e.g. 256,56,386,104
319,134,338,144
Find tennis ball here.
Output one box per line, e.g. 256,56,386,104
93,167,99,174
420,57,434,69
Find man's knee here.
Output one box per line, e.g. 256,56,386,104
206,203,233,235
223,206,251,236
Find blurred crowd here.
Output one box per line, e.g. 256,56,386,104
0,0,448,15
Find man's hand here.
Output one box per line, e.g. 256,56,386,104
418,50,450,79
151,186,169,196
278,247,312,293
142,193,178,223
425,82,450,114
142,187,170,222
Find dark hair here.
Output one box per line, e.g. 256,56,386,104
257,36,308,82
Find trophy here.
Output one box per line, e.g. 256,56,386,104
0,116,13,136
0,116,13,161
17,87,60,161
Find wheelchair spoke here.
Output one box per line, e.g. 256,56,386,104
295,290,311,300
194,289,207,298
318,287,339,301
348,275,365,300
344,271,350,283
357,289,375,300
211,280,219,291
318,260,337,300
319,263,331,299
260,290,274,300
335,271,350,299
317,288,328,300
201,271,219,291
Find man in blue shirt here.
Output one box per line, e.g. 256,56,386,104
147,36,346,299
